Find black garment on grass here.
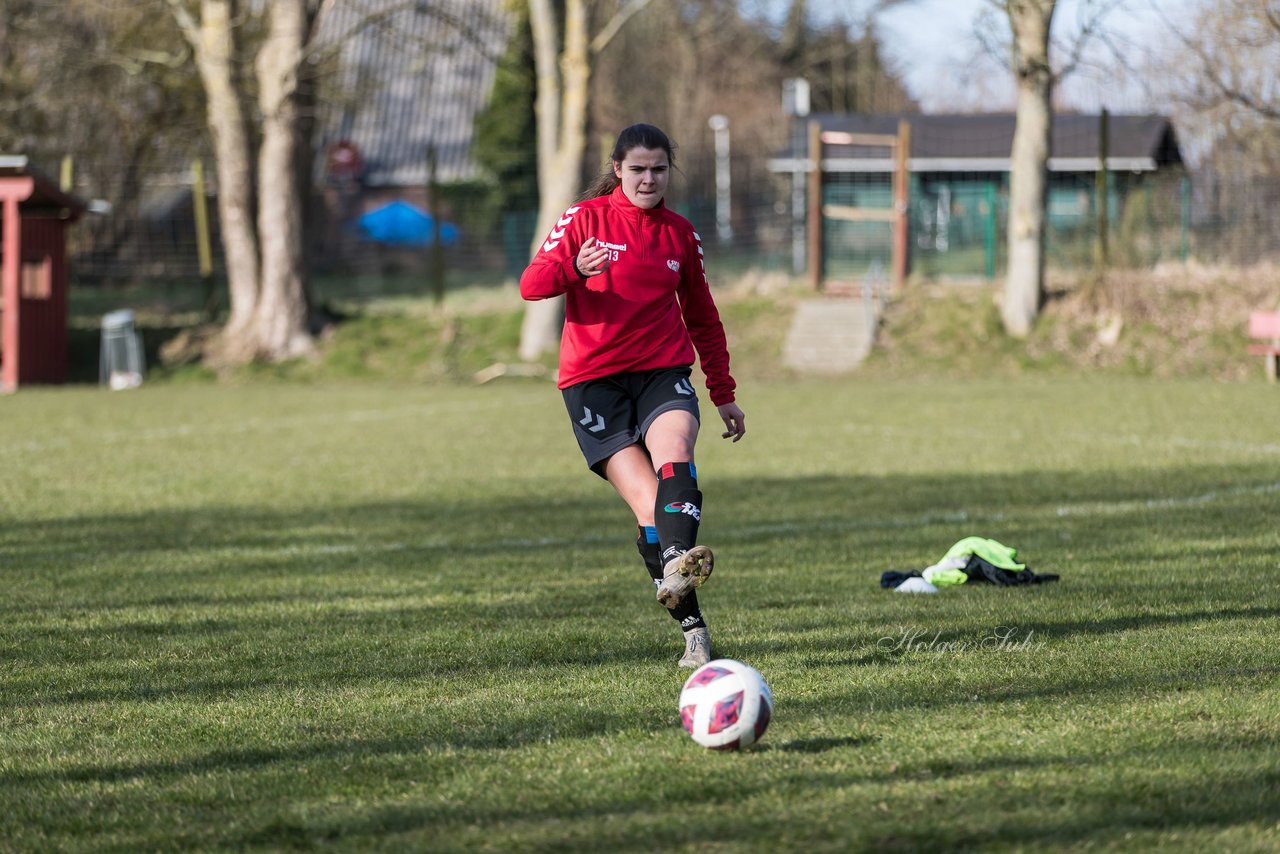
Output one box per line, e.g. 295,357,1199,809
961,554,1059,585
879,560,1059,588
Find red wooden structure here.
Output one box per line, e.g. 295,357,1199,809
1,156,85,392
1247,310,1280,382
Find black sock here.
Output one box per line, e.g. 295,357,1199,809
636,525,705,631
636,526,665,583
654,461,702,567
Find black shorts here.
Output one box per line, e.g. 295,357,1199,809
561,366,701,475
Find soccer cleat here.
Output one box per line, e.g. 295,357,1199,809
679,626,712,668
656,545,714,609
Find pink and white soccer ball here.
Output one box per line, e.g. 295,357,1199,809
678,659,773,750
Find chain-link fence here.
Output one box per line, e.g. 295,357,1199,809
819,169,1280,281
60,147,1280,300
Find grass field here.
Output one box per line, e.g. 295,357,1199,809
3,376,1280,852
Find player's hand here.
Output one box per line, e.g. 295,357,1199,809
717,402,746,443
575,237,611,277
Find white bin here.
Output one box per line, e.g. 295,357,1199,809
100,309,145,390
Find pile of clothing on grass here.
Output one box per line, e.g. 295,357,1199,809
881,536,1059,594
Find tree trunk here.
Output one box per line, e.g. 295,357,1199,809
192,0,259,353
1002,0,1056,338
519,0,563,361
253,0,313,360
167,0,323,366
517,0,650,362
519,0,590,362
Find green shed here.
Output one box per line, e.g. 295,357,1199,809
770,112,1186,280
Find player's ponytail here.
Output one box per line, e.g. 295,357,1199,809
580,123,678,200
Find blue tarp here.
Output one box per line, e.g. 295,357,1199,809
356,200,459,247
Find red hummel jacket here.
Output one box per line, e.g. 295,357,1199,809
519,186,736,406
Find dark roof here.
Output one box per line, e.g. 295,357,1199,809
316,0,508,187
772,113,1183,173
0,156,87,217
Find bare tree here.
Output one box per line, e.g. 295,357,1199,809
253,0,316,360
164,0,329,365
1172,0,1280,123
0,1,208,286
518,0,655,362
1001,0,1056,338
593,0,797,200
1157,0,1280,180
990,0,1127,336
165,1,262,360
166,0,503,364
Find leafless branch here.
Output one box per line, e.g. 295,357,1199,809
307,0,508,65
591,0,656,54
111,45,192,76
1050,0,1127,82
1153,0,1280,122
973,3,1010,68
1208,79,1280,121
163,0,200,48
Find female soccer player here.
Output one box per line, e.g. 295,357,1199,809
520,123,746,668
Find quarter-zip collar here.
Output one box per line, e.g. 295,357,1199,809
609,184,666,219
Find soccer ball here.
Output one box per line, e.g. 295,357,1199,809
678,659,773,750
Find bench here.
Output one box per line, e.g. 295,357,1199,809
1247,311,1280,382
